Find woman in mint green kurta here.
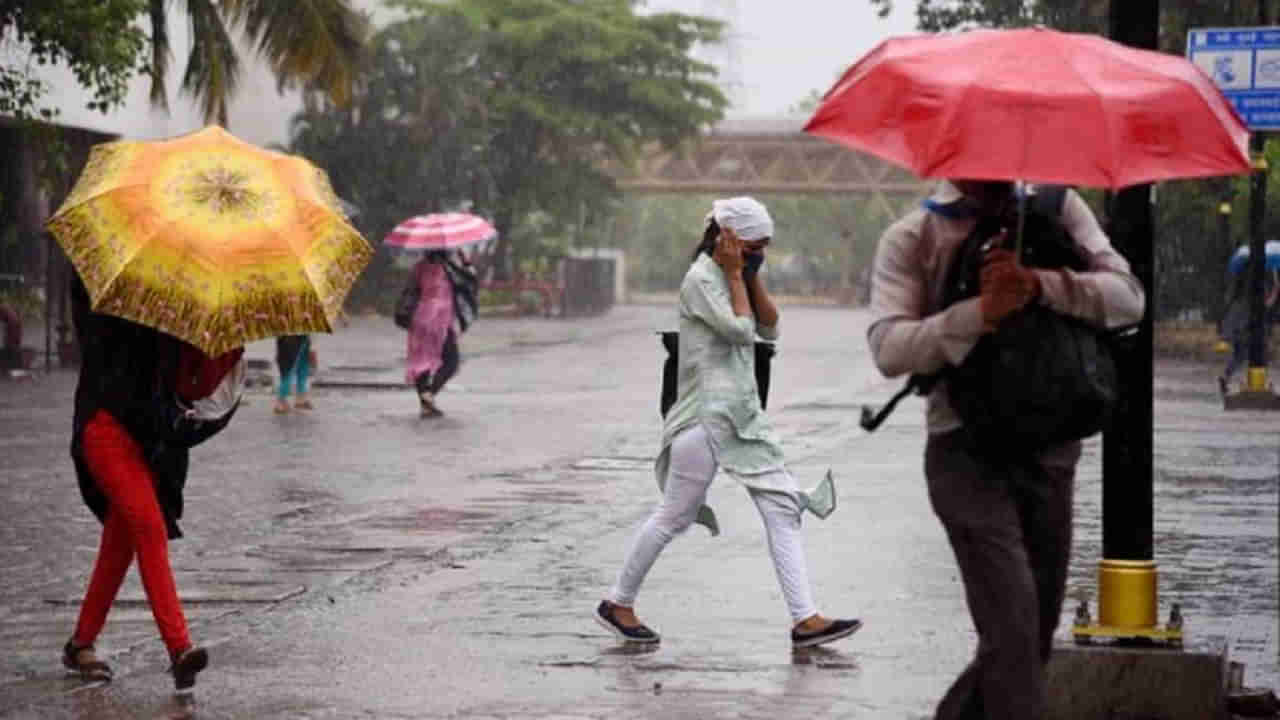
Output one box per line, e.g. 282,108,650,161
594,197,859,650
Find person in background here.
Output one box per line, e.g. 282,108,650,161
65,274,244,693
405,249,477,417
274,334,313,414
1219,268,1278,394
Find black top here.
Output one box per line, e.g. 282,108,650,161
70,276,192,539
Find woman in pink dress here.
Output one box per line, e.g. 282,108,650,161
405,250,474,416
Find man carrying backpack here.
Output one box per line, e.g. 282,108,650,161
867,179,1144,719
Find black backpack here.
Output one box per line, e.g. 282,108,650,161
659,330,774,418
393,278,418,330
862,186,1123,453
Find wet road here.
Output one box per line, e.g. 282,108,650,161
0,305,1275,719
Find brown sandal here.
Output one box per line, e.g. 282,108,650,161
63,640,112,682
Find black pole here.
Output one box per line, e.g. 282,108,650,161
1246,132,1268,372
44,232,52,372
1102,0,1158,562
1220,200,1233,327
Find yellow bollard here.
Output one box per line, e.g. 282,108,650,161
1098,559,1158,629
1247,366,1270,392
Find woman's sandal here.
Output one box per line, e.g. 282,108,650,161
419,391,442,418
63,640,113,682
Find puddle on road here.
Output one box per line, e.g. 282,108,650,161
326,365,398,373
1068,422,1280,689
540,657,858,674
43,582,306,606
542,659,760,674
571,457,654,472
791,647,861,670
244,545,393,571
776,401,866,413
276,486,342,506
360,507,497,533
497,489,583,504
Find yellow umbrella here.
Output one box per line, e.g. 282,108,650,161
46,125,372,356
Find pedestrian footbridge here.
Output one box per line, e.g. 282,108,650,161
607,115,932,216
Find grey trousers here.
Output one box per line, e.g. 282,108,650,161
925,430,1076,720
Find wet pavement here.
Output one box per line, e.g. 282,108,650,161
0,305,1275,719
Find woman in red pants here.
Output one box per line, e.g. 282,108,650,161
63,276,244,693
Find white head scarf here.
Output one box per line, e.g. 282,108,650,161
706,196,774,242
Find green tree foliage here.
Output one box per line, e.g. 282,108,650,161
871,1,1280,50
787,89,825,116
146,0,369,125
288,9,489,310
869,0,1107,33
0,0,148,120
388,0,728,275
0,1,368,126
0,1,146,277
616,191,914,300
292,0,727,307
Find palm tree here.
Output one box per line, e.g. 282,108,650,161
146,0,368,125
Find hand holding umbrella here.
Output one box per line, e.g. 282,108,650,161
979,246,1041,331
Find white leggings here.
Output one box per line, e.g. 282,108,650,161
608,424,818,623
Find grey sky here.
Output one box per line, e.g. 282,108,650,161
641,0,920,117
40,0,921,145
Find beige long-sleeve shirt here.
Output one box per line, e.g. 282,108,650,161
867,182,1146,438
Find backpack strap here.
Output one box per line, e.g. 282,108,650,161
863,186,1071,435
859,377,920,431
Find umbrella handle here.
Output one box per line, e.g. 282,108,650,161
1014,182,1027,263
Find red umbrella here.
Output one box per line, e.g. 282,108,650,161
804,27,1251,188
384,212,497,251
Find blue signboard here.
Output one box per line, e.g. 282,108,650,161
1188,26,1280,130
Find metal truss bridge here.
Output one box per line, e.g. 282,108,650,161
608,116,932,217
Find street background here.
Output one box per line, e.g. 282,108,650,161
0,304,1275,719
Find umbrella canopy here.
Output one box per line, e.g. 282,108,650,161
1228,241,1280,274
383,212,497,252
46,126,373,356
804,27,1251,188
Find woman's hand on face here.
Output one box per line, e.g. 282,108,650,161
713,229,746,273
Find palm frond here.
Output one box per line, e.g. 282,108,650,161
219,0,368,106
148,0,171,110
183,0,240,125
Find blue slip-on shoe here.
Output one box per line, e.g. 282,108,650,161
595,600,660,645
791,618,862,649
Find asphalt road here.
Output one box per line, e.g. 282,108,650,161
0,305,1274,719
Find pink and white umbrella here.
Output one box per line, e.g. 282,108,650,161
383,212,497,251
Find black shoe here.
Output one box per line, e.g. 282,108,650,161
791,618,863,649
1218,376,1229,395
170,647,208,693
594,600,660,644
62,639,113,682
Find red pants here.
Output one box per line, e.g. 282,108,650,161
73,410,190,656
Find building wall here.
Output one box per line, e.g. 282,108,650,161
32,0,398,147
